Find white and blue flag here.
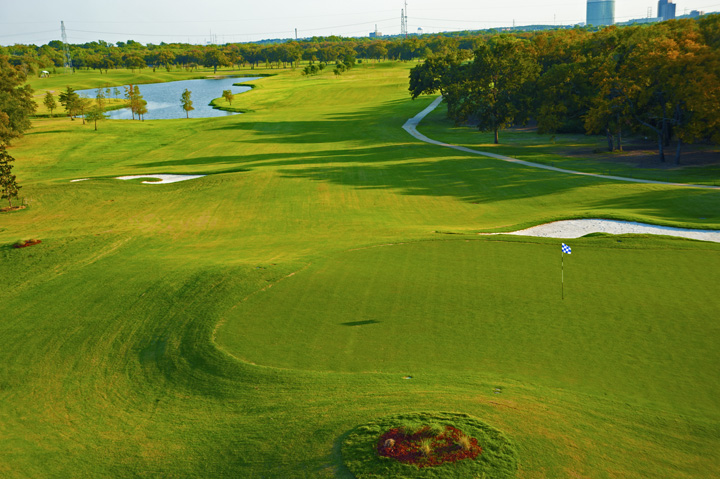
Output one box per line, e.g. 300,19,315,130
561,243,572,254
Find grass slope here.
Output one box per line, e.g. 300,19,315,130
1,62,719,478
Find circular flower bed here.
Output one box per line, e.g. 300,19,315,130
342,412,517,478
378,424,482,468
13,239,41,248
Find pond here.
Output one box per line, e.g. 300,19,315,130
78,76,261,120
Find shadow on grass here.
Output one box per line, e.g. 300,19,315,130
207,98,421,146
331,428,357,479
132,136,616,206
279,155,611,204
25,128,76,135
132,146,406,170
341,320,380,327
129,96,718,217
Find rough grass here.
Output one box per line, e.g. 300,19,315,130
0,61,719,478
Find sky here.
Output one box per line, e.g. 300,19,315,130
2,0,719,46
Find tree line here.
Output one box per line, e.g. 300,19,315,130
410,15,720,163
0,55,32,207
2,34,485,75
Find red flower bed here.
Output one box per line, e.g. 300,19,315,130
377,425,482,468
13,239,41,248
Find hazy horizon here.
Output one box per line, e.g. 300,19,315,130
2,0,719,46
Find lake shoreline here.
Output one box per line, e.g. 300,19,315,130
75,75,264,120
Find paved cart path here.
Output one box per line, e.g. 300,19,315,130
403,96,720,190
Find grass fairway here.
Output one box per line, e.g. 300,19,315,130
1,62,719,478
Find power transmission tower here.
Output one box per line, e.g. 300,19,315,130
401,0,409,37
61,21,73,73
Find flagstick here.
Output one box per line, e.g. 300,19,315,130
561,250,564,300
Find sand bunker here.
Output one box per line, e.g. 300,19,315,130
497,219,720,243
70,174,204,184
115,174,205,184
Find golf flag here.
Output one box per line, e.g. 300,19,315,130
561,243,571,299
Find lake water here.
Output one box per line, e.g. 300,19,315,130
78,76,261,120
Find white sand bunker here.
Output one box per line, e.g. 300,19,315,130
115,174,205,184
70,178,89,182
499,219,720,243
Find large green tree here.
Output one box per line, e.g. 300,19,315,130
132,85,147,120
156,49,176,71
76,97,91,125
0,55,36,145
463,36,539,143
410,37,540,143
123,84,147,120
367,42,389,62
408,50,469,100
203,49,230,74
582,28,633,151
124,53,146,72
532,29,594,135
58,86,82,120
84,88,108,130
0,144,21,207
607,22,720,163
43,91,57,118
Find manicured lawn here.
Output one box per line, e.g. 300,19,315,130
1,61,719,478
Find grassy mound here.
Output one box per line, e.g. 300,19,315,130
342,412,517,478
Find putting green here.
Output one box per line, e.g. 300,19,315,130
216,236,720,414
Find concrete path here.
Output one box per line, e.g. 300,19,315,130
403,96,720,190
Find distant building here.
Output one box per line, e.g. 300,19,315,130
417,27,424,35
586,0,615,26
369,25,382,38
658,0,676,21
619,7,709,26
